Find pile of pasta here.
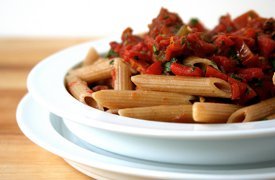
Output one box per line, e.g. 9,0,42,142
66,8,275,124
66,48,275,123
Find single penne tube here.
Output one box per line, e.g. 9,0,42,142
183,56,219,69
118,105,193,123
227,97,275,123
70,59,113,83
273,72,275,85
113,58,133,90
131,75,231,98
92,90,194,109
65,74,97,107
92,57,109,65
193,102,241,123
106,109,119,114
266,113,275,120
199,96,206,102
82,47,100,66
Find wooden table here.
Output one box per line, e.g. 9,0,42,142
0,37,100,179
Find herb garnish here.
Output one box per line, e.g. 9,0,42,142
105,49,118,58
153,44,159,55
109,59,114,65
163,58,177,74
190,18,199,26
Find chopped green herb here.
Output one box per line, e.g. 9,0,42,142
171,58,177,63
250,78,263,87
163,58,177,74
210,61,219,70
153,44,159,55
190,18,199,26
109,59,114,65
201,65,206,73
230,73,243,81
245,87,251,95
270,57,275,71
191,66,196,72
228,48,242,65
226,26,233,32
164,62,172,73
105,49,118,58
157,52,166,61
163,15,169,19
186,40,191,49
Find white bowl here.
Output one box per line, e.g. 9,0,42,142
27,37,275,165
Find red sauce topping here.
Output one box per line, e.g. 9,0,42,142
107,8,275,105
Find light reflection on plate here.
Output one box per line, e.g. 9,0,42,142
16,94,275,179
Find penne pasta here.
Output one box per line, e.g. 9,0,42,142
266,113,275,120
113,58,133,90
65,9,275,125
65,74,97,107
265,113,275,120
92,90,194,109
227,97,275,123
131,75,231,98
106,109,119,114
92,57,110,65
118,105,193,123
199,96,206,102
183,56,219,70
82,47,100,66
176,25,192,36
193,102,240,123
69,59,113,83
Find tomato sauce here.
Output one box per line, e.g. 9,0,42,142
107,8,275,105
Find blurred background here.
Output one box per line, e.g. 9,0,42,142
1,0,274,38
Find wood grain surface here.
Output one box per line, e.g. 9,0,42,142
0,37,99,179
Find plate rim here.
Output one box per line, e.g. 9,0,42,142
26,37,275,138
15,94,275,179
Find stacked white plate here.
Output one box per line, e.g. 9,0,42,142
17,38,275,179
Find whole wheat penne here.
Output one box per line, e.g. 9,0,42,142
65,74,97,107
70,59,113,83
193,102,240,123
176,25,192,36
266,113,275,120
273,72,275,85
131,75,231,98
92,90,194,109
183,56,219,69
106,109,119,114
113,58,133,90
118,105,193,123
82,47,100,66
92,57,110,65
227,97,275,123
199,96,206,102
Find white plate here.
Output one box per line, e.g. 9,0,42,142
26,36,275,164
26,37,275,137
16,94,275,179
28,38,275,165
62,116,275,165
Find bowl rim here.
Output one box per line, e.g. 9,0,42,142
27,37,275,139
